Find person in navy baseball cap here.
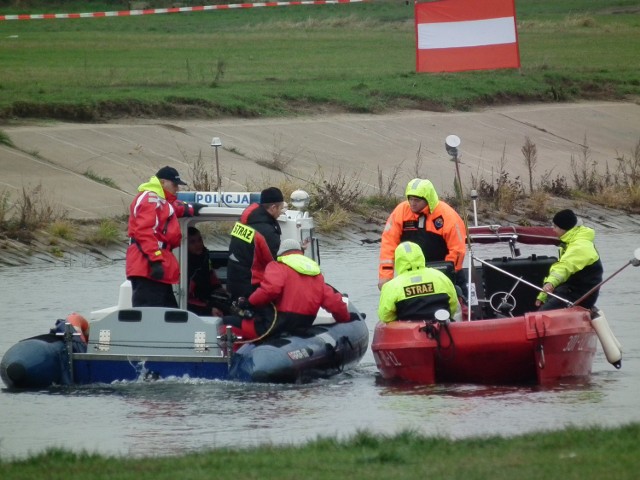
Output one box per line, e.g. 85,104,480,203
156,166,187,186
126,165,200,308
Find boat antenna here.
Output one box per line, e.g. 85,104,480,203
445,135,474,321
470,189,479,227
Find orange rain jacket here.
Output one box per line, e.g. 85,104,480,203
379,179,466,283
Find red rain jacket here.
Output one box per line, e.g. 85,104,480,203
126,176,188,284
249,252,350,332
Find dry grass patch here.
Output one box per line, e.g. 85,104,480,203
254,135,301,173
309,167,364,214
314,206,351,234
49,219,75,241
525,191,551,222
84,219,122,246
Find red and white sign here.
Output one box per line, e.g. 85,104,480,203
415,0,520,73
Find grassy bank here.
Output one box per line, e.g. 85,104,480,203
0,0,638,121
2,424,640,479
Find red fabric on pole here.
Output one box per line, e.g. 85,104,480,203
415,0,520,73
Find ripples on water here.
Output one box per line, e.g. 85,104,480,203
1,233,639,459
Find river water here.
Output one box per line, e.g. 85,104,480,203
1,231,639,460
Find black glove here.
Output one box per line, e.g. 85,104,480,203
232,297,254,318
349,311,361,321
192,203,206,216
149,261,164,280
237,297,251,310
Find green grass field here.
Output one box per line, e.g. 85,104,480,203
1,0,638,120
2,424,640,479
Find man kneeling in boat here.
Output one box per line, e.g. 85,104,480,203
535,209,603,311
378,241,459,323
222,239,353,340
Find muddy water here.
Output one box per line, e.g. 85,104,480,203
1,232,639,460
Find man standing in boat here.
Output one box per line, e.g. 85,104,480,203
535,209,603,311
126,166,203,307
223,239,352,340
227,187,285,300
378,178,466,291
378,241,459,322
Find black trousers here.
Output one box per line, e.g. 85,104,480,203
539,284,599,311
130,277,178,308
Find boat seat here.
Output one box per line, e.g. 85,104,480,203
481,255,557,316
426,261,455,283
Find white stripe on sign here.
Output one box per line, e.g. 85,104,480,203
418,16,516,50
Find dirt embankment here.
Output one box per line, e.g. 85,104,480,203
1,196,638,268
1,101,639,267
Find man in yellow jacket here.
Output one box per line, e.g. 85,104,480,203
535,209,603,311
378,178,466,290
378,241,459,323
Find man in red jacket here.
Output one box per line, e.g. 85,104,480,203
126,166,203,307
223,239,352,340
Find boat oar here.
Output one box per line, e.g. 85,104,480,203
572,247,640,307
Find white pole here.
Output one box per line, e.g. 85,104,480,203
211,136,222,203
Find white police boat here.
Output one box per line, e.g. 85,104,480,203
1,190,368,389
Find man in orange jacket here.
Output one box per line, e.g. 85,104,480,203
378,178,466,290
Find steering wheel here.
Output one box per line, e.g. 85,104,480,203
489,291,517,316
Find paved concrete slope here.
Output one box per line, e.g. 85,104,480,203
3,101,638,219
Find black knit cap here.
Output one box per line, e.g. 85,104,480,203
553,209,578,231
260,187,284,204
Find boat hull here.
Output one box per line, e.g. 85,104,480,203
230,320,369,383
0,334,83,389
72,354,230,384
372,307,597,385
1,309,369,388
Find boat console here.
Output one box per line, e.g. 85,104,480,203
463,226,560,319
481,254,557,317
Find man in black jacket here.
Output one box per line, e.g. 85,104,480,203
226,187,285,300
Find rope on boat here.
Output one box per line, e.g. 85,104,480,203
421,320,456,361
233,303,278,345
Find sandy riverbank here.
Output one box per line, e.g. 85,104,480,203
2,101,638,218
1,101,639,266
